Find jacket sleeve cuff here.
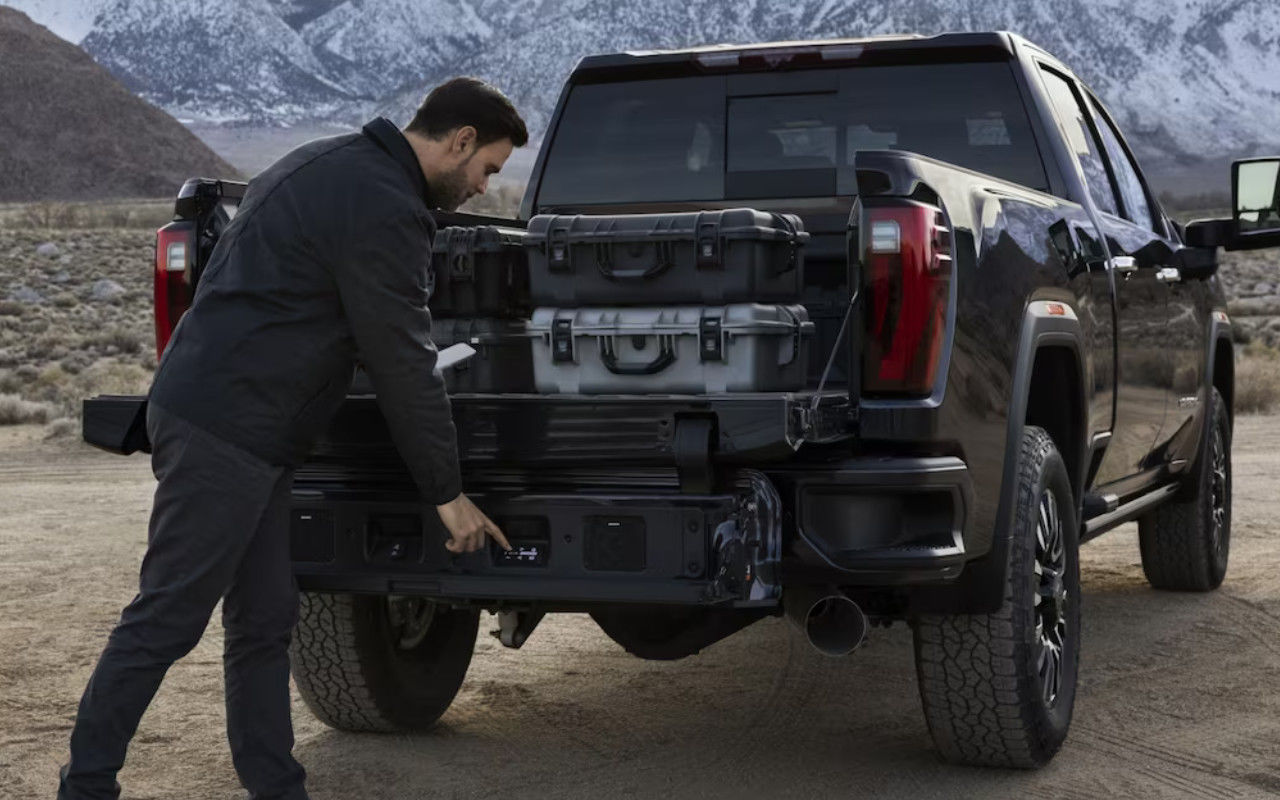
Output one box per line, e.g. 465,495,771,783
429,473,464,507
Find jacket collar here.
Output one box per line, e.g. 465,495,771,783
361,116,431,207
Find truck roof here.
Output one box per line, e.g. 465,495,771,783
571,31,1024,79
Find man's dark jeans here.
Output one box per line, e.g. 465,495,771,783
58,401,309,799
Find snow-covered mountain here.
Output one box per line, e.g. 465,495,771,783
3,0,110,42
9,0,1280,177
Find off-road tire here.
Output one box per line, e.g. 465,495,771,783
1138,387,1232,591
290,592,479,732
912,425,1081,768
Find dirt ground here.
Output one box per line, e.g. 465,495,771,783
2,418,1279,800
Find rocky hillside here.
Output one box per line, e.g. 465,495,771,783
0,6,240,202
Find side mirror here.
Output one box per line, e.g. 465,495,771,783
1234,157,1280,247
1185,157,1280,252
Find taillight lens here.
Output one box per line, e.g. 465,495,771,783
154,221,196,360
862,201,952,396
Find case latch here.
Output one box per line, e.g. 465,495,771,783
551,317,575,363
547,224,572,273
448,227,476,281
695,213,721,269
699,313,723,362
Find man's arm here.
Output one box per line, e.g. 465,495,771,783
327,210,462,504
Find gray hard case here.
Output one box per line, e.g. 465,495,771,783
527,304,813,394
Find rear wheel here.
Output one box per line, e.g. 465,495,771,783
1139,387,1231,591
290,592,479,732
913,426,1081,768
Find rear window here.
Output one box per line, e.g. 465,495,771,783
537,61,1048,206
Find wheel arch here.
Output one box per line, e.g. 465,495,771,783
1208,316,1234,429
913,300,1089,615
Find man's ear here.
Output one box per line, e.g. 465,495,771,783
453,125,478,155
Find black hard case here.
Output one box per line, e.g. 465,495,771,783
523,208,808,305
429,225,530,317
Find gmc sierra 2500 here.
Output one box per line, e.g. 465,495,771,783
84,31,1280,767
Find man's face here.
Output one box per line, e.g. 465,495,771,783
429,128,514,211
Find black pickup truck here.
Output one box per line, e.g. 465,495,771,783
84,31,1280,767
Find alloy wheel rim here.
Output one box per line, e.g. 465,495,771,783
1034,487,1068,707
1210,426,1228,560
386,595,436,650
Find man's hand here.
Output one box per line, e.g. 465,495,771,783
436,492,510,554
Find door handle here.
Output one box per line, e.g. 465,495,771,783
1155,266,1182,284
1109,255,1138,276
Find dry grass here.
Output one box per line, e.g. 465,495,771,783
1,228,156,427
0,393,56,425
1236,346,1280,415
0,199,174,230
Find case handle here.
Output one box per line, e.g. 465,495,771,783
600,336,677,375
595,239,675,281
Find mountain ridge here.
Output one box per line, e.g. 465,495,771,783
7,0,1279,185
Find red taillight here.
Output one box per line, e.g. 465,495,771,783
862,201,952,396
154,221,196,360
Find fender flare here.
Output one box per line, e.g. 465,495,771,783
1176,309,1234,499
913,299,1089,615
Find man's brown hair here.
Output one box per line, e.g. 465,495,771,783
405,77,528,148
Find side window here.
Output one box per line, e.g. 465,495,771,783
1038,68,1118,216
1087,96,1157,233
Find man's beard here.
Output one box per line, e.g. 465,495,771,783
427,158,473,211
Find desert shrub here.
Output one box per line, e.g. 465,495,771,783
1235,356,1280,414
0,200,171,230
17,202,80,229
26,331,71,360
92,326,143,355
51,292,78,309
135,349,158,370
30,362,71,396
69,359,153,405
43,416,79,439
0,300,25,316
0,392,56,424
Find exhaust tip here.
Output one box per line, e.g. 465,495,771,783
785,588,868,657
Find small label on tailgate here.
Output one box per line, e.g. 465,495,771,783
492,541,550,567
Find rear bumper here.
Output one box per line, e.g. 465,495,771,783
290,470,784,609
770,456,973,583
288,458,974,606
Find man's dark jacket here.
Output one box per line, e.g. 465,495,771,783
148,117,462,505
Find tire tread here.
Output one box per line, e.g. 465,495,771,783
914,426,1076,768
